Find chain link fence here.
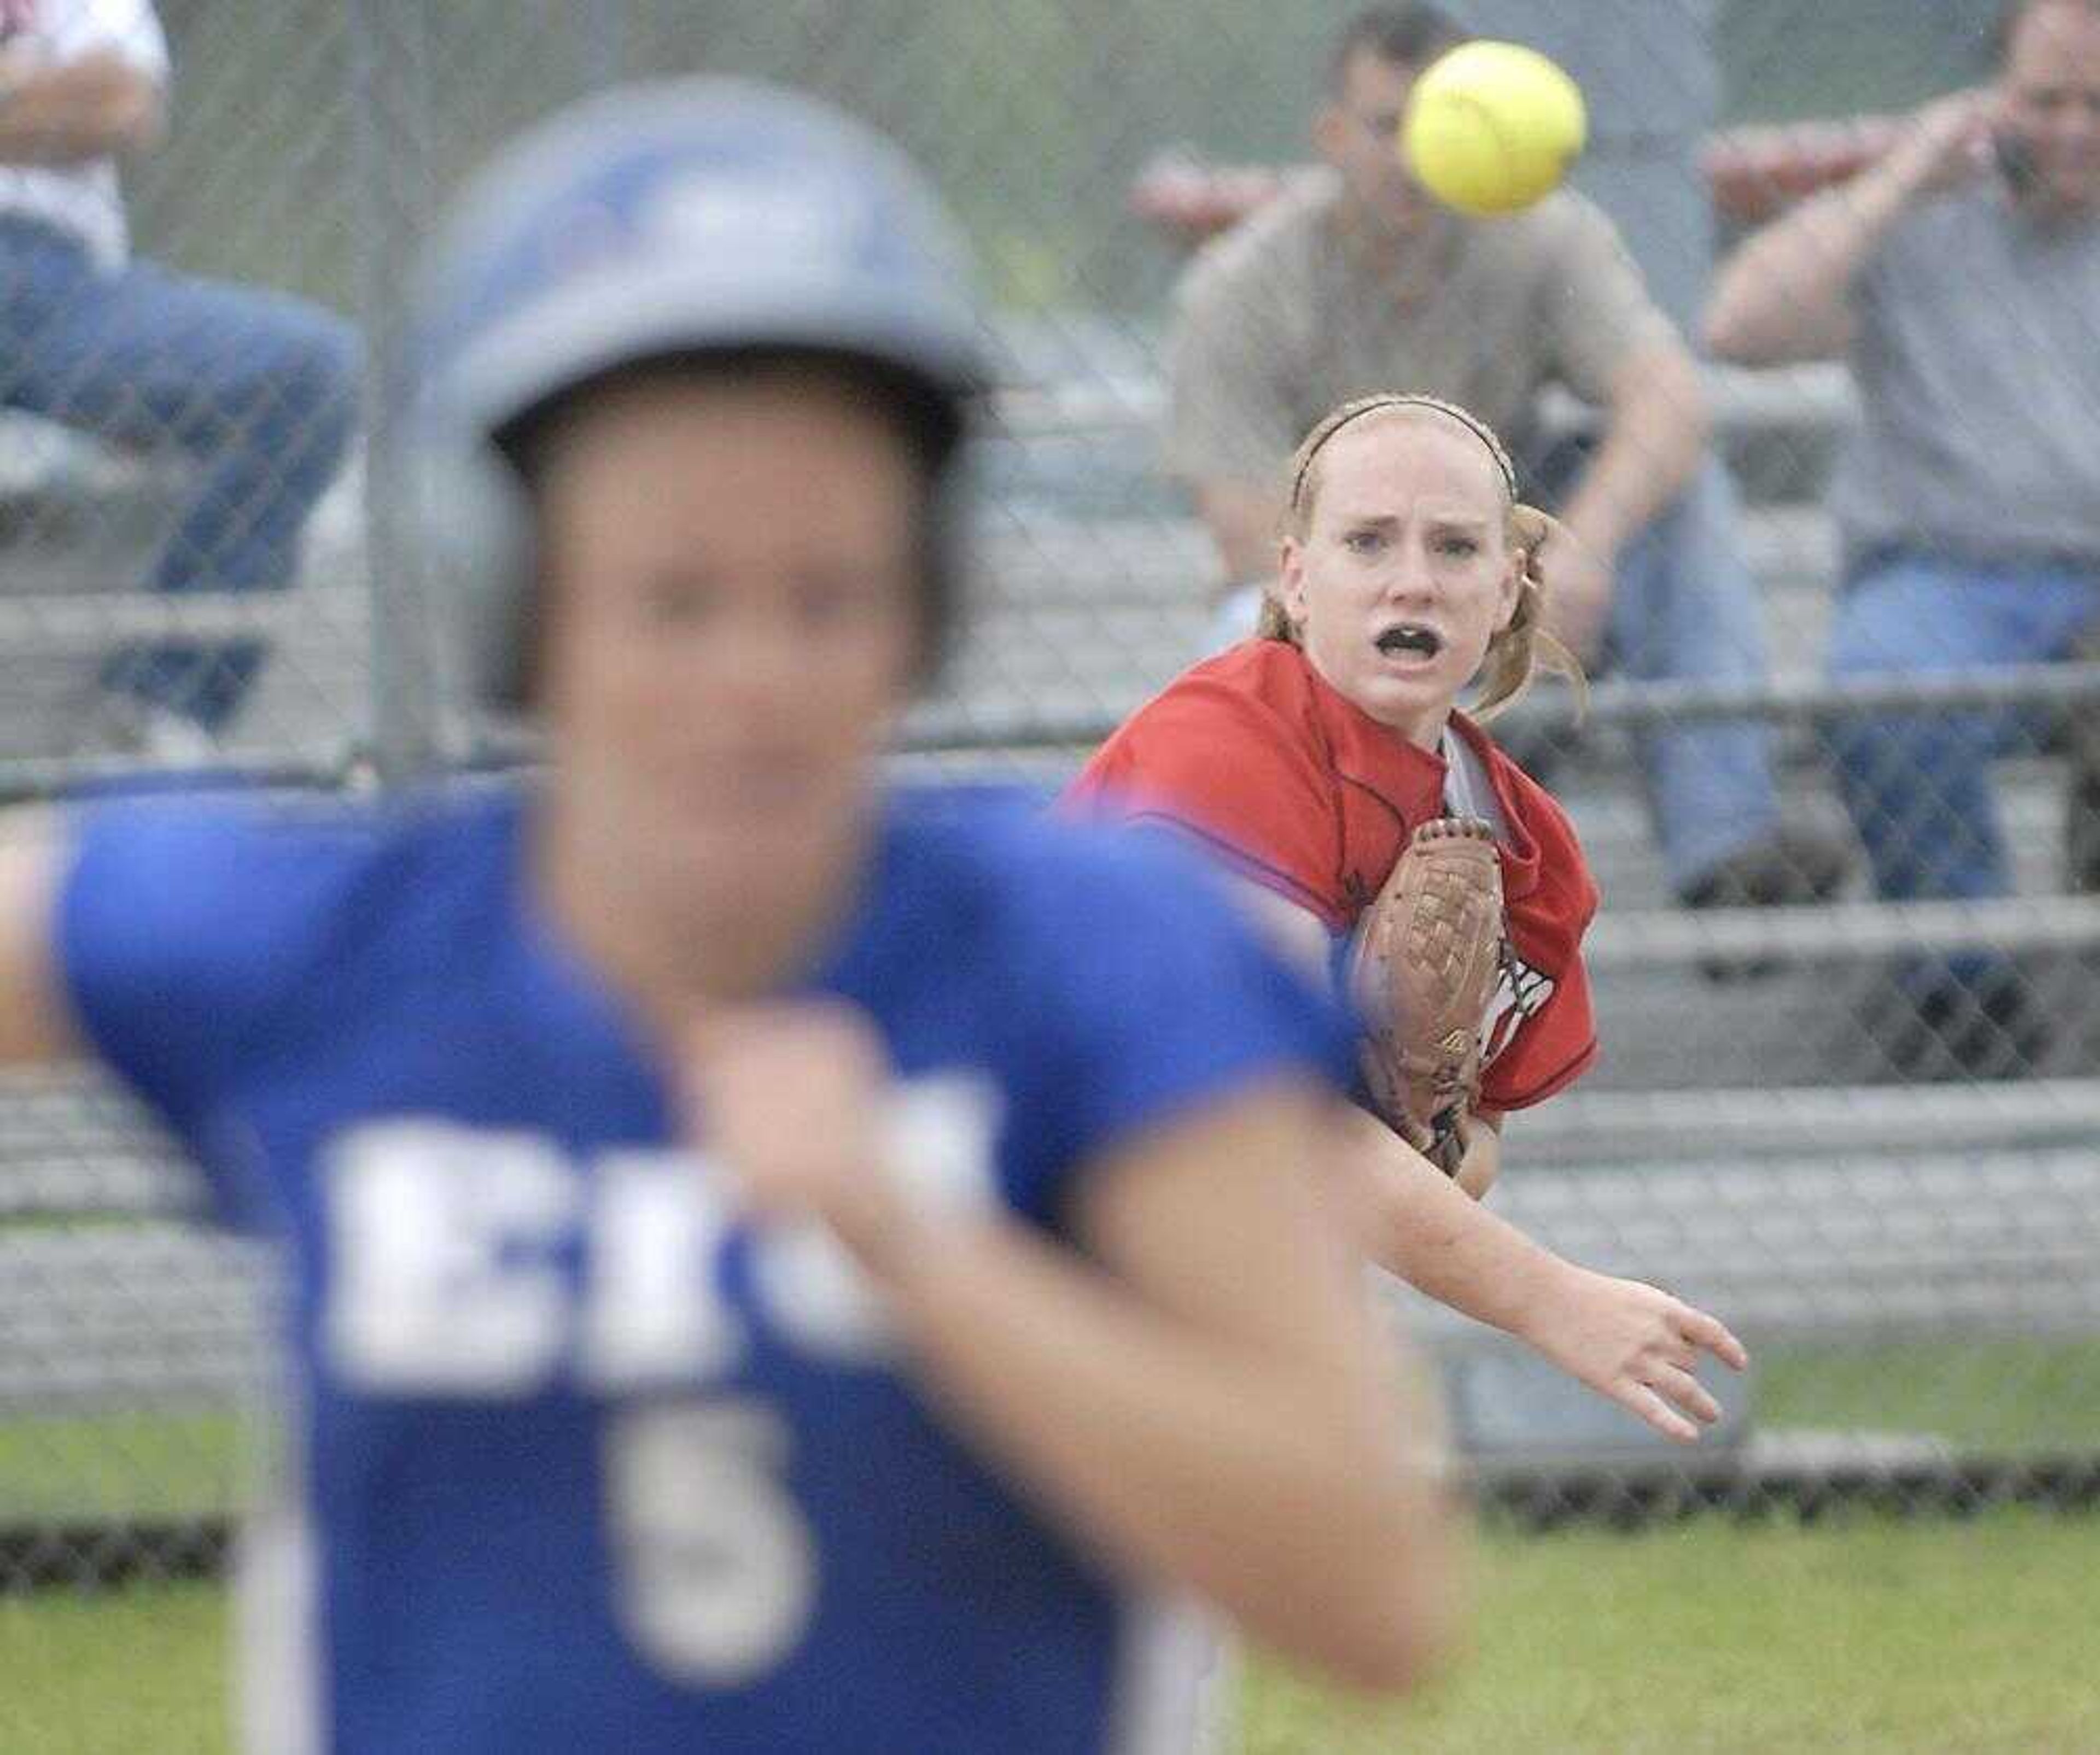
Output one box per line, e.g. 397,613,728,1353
3,0,2098,1744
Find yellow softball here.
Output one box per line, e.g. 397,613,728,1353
1402,40,1588,217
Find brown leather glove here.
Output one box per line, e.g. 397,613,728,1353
1348,817,1507,1174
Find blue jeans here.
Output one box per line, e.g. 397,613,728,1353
0,218,360,730
1530,447,1785,895
1825,550,2100,992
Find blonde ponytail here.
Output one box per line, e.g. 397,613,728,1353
1471,502,1587,722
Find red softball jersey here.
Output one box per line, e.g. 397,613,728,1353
1063,639,1601,1112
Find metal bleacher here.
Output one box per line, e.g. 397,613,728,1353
0,418,369,789
2,353,2097,1497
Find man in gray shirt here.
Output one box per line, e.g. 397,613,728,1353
1169,4,1850,939
1707,0,2100,1077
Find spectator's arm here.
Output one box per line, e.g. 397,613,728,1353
1530,197,1708,652
1704,90,1996,366
1164,253,1302,594
1192,478,1284,588
1529,334,1710,659
0,49,167,166
1558,333,1711,564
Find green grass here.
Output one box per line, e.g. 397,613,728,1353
0,1582,227,1755
1757,1338,2100,1454
0,1412,242,1522
5,1511,2099,1754
1247,1508,2100,1754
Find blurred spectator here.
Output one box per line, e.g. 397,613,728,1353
1706,0,2100,1077
0,0,358,756
1166,2,1848,934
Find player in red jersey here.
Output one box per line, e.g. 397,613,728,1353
1069,393,1748,1443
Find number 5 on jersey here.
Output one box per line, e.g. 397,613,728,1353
604,1399,817,1686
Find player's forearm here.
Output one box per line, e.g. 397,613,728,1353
870,1212,1460,1690
1345,1111,1586,1347
1703,152,1926,365
0,54,164,165
1559,344,1708,561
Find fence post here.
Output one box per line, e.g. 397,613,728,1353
347,0,446,784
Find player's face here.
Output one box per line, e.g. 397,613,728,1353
533,366,922,894
1317,50,1440,237
2000,1,2100,215
1280,415,1520,751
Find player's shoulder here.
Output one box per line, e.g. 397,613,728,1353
879,787,1354,1183
1076,642,1328,793
57,781,524,1109
313,780,520,913
1154,639,1327,729
69,779,368,885
71,777,517,943
125,774,506,868
1217,634,1326,697
891,780,1198,886
887,785,1349,1082
886,782,1252,945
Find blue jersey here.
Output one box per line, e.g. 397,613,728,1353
57,782,1351,1755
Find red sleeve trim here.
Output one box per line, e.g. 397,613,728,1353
1486,1034,1600,1112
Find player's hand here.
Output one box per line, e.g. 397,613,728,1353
1526,1265,1749,1444
683,1000,922,1269
1525,512,1614,665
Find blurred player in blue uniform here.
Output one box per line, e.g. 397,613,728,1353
0,79,1459,1753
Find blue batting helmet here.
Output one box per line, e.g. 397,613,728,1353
405,77,987,711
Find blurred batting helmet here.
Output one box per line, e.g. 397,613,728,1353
405,77,987,712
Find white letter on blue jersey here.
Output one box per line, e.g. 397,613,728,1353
324,1120,578,1395
580,1151,743,1389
